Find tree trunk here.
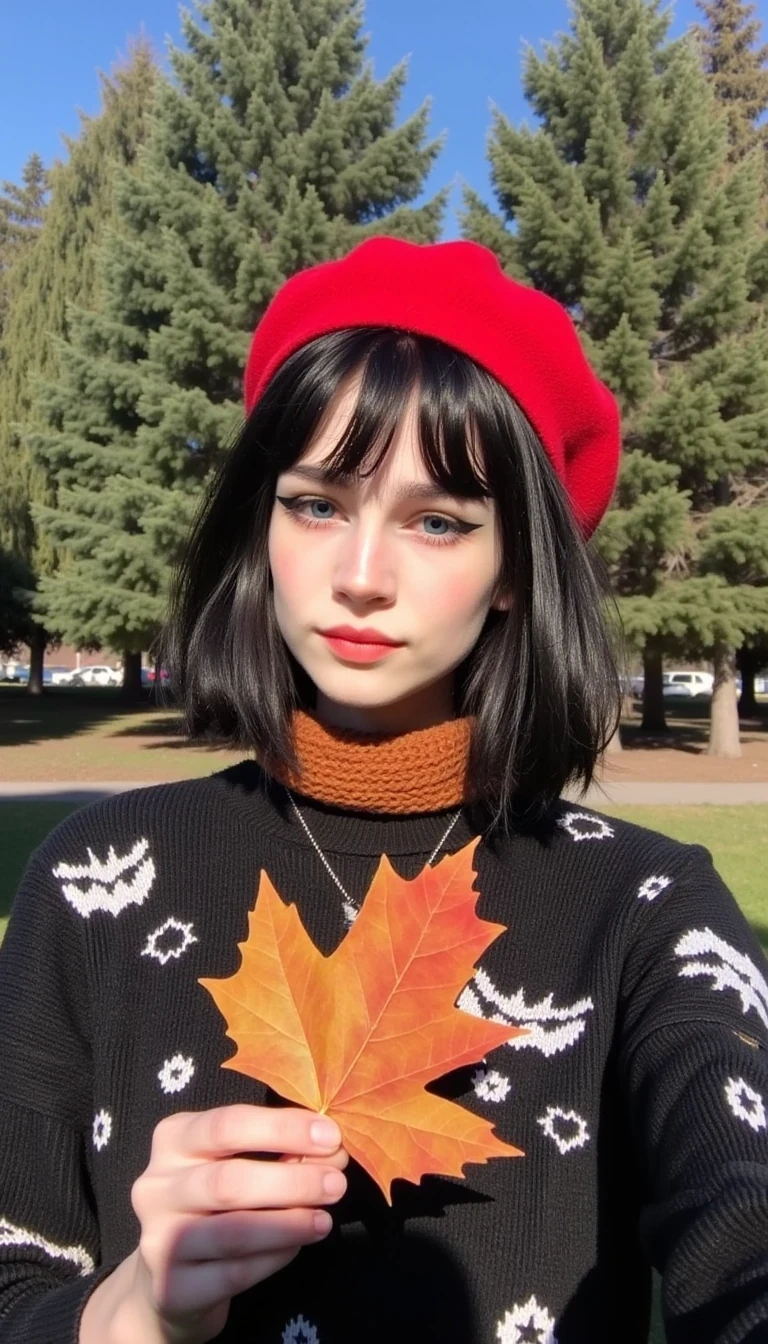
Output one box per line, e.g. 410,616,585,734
119,649,144,704
737,648,759,718
25,628,46,697
641,641,667,731
707,642,741,757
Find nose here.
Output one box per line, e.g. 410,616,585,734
331,519,398,605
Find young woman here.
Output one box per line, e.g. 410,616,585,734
1,238,766,1344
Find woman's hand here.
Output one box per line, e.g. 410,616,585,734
83,1104,347,1344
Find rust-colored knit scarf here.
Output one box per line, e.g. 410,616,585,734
262,708,475,813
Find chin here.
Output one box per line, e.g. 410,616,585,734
313,676,408,709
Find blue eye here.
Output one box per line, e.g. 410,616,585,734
275,495,480,548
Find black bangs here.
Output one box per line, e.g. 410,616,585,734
156,327,622,836
256,327,493,500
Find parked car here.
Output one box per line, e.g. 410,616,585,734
56,664,122,687
46,666,76,685
54,668,81,686
141,666,171,686
662,671,714,699
617,675,639,696
618,674,644,697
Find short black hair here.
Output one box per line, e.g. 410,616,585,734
156,328,621,835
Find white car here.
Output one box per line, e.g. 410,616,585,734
662,671,714,699
56,664,121,687
50,667,78,685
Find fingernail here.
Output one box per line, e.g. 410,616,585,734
311,1118,341,1148
323,1170,346,1197
313,1211,332,1236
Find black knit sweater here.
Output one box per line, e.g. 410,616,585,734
1,761,768,1344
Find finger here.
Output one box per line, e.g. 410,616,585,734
175,1206,332,1263
280,1147,349,1170
157,1247,302,1317
156,1105,343,1163
176,1157,347,1215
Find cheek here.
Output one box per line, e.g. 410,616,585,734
268,525,305,598
419,567,494,623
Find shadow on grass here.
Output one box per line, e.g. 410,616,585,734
621,702,768,754
3,685,768,761
110,719,232,752
0,684,154,748
620,723,705,755
0,685,232,755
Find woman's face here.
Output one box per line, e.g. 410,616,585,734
268,376,510,733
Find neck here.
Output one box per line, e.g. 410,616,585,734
313,677,455,735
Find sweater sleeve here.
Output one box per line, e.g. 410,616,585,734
617,842,768,1344
0,815,122,1342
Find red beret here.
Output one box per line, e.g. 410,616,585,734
244,237,621,537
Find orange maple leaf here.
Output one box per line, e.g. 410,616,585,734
199,835,526,1203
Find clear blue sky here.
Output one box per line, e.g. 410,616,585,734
0,0,741,239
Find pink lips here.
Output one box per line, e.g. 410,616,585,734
319,627,404,664
320,636,401,664
320,625,403,646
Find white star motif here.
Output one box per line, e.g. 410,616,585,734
536,1105,590,1155
724,1076,766,1132
496,1293,558,1342
158,1054,196,1095
637,874,672,902
472,1066,511,1103
141,916,199,965
556,811,614,843
92,1108,112,1151
282,1316,319,1343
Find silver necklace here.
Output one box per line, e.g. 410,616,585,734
284,785,463,926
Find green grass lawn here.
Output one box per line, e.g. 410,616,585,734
2,801,765,1344
1,802,78,936
598,805,768,957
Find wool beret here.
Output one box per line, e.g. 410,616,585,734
244,237,621,537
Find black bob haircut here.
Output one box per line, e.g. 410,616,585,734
157,328,622,837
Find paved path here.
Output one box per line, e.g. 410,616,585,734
1,781,768,804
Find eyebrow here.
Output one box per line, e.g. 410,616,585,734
282,464,482,506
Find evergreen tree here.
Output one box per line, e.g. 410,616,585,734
0,547,37,658
28,0,447,700
0,155,48,684
461,0,768,753
0,154,48,336
695,0,768,741
696,0,768,161
0,40,158,694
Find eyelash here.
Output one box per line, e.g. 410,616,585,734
276,495,476,548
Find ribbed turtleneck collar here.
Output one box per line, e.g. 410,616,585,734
258,708,475,813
